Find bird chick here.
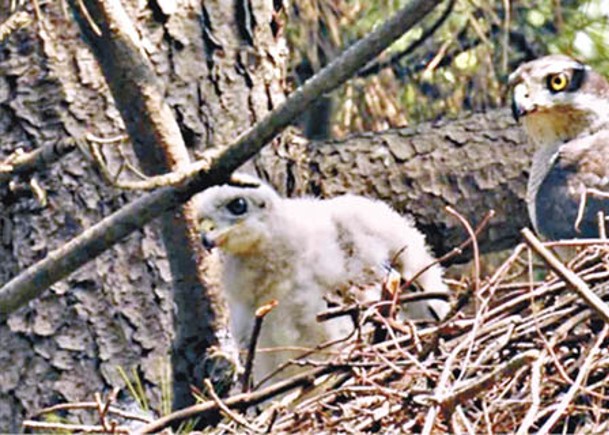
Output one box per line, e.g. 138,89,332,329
509,54,609,239
195,175,450,382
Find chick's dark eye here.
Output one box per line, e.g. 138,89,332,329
226,197,248,215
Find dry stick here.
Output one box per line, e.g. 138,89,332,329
22,420,129,433
94,388,119,433
32,401,151,423
242,300,279,393
252,330,355,390
575,188,609,233
0,139,77,184
317,291,450,323
203,379,262,433
516,309,592,435
94,392,109,432
374,270,401,343
0,0,444,317
537,324,608,434
404,209,495,291
136,364,349,434
423,316,477,435
446,206,481,295
423,209,487,435
439,349,539,416
522,228,609,323
448,207,487,383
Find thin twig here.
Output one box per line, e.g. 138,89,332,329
22,420,129,433
253,330,355,390
439,350,539,416
0,139,77,184
599,211,607,239
242,300,279,393
405,209,495,291
33,401,151,423
316,291,449,323
204,379,262,433
539,325,608,434
136,364,350,433
446,206,481,295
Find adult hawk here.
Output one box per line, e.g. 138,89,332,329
509,54,609,239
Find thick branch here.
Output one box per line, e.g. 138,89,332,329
0,0,443,312
522,228,609,323
260,109,533,259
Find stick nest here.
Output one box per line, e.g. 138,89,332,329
25,237,609,434
233,238,609,433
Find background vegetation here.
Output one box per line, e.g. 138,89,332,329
286,0,609,136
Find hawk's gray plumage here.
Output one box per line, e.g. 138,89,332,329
195,176,450,381
509,54,609,239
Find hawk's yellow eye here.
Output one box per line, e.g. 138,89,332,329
548,72,569,92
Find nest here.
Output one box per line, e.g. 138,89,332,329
215,230,609,434
24,230,609,434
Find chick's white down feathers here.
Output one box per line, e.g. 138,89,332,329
195,177,450,382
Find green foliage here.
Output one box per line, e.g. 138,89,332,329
285,0,609,137
117,366,150,413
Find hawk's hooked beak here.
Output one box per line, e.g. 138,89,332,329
511,97,525,121
510,82,536,121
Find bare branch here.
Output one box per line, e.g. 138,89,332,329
203,379,263,433
0,139,77,184
537,325,608,433
22,420,129,433
242,300,279,393
439,350,539,416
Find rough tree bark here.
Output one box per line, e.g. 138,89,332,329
66,0,289,411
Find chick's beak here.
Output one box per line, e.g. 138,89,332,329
202,233,216,250
199,218,217,251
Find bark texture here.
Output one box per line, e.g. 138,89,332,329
260,109,533,259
